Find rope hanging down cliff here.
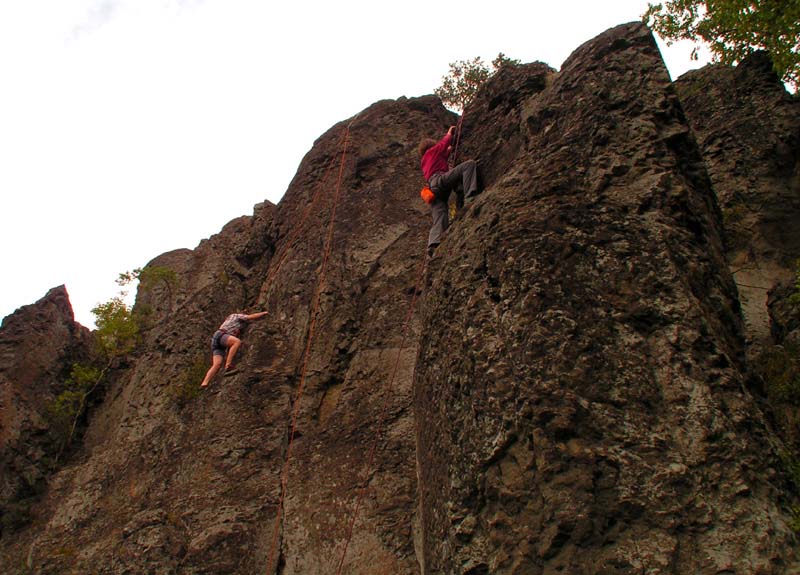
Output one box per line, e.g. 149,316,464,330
450,113,465,167
333,115,465,571
334,246,428,574
257,127,350,305
265,118,354,575
265,114,463,573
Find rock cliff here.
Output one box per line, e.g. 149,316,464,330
674,50,800,356
415,23,799,574
674,51,800,457
1,21,799,575
0,286,92,536
1,96,452,575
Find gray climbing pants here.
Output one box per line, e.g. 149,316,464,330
427,159,478,248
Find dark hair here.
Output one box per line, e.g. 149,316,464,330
417,138,437,158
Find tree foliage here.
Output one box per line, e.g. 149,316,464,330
435,53,521,112
117,265,178,294
643,0,800,88
48,293,141,459
46,363,104,456
791,258,800,308
92,297,140,357
117,265,180,328
47,267,177,459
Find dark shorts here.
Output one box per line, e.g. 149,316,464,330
211,330,232,356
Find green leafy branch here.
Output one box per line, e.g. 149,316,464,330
48,363,107,461
50,297,138,460
790,258,800,308
643,0,800,89
48,266,176,459
435,53,520,112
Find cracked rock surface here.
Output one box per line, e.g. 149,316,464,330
2,22,799,575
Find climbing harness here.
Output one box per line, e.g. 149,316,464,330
420,114,464,206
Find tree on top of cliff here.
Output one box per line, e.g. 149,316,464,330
644,0,800,88
435,53,520,112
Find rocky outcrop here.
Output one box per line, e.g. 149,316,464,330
675,50,800,458
2,21,799,575
0,286,92,535
675,51,800,354
0,97,453,575
415,23,799,574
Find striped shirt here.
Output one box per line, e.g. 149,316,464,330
219,313,248,336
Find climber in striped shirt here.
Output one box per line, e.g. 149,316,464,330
200,310,269,387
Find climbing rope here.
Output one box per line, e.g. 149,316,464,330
334,247,429,574
263,111,447,573
332,113,472,570
449,112,465,167
265,120,354,574
258,129,350,306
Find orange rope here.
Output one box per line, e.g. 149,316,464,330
334,115,462,572
263,110,433,573
265,121,353,574
334,247,429,574
258,129,349,306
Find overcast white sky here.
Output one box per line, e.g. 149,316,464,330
0,0,709,328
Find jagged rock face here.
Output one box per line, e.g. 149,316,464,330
674,51,800,352
458,61,556,186
0,286,92,534
675,51,800,466
248,98,454,575
0,97,453,574
3,22,799,575
415,22,799,574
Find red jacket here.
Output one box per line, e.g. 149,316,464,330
421,132,452,181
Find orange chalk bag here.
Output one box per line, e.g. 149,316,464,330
420,185,435,204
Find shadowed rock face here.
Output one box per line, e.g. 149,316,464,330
1,22,799,575
0,286,92,535
415,23,799,574
675,51,800,355
675,49,800,494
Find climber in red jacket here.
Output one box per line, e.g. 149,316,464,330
199,310,269,387
418,125,480,257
